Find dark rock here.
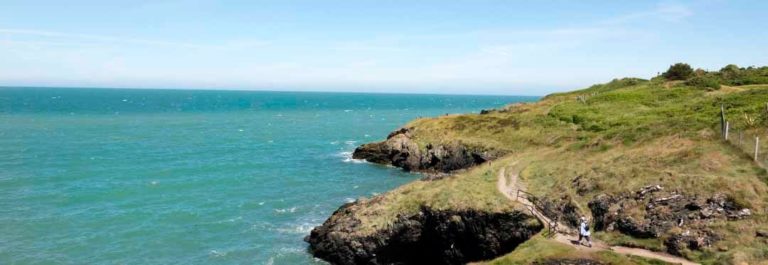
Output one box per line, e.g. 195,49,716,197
664,230,717,256
532,195,582,229
353,127,500,173
587,194,617,230
306,203,542,265
756,230,768,238
587,189,756,257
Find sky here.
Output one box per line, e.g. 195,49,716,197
0,0,766,95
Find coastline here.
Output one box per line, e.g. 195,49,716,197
306,78,768,264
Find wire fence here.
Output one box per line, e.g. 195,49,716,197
720,105,768,168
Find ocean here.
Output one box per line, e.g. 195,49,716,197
0,87,538,264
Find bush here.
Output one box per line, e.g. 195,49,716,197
719,64,741,80
718,65,768,85
685,76,721,90
662,63,694,80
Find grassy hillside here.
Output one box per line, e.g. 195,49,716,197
348,65,768,264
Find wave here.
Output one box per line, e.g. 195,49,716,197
275,223,316,235
274,207,297,214
337,151,366,164
209,249,227,257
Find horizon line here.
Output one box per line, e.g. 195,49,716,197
0,85,548,98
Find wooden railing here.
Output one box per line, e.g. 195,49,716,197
515,189,559,237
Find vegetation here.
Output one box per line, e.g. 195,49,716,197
661,63,768,88
350,63,768,263
684,75,720,90
352,156,523,234
662,63,694,80
482,236,672,265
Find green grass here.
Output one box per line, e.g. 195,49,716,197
481,235,672,265
596,232,665,252
348,78,768,263
351,157,524,234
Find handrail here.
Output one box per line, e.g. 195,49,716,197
514,189,559,237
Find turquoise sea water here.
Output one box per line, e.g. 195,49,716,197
0,87,537,264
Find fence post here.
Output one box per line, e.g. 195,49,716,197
720,105,726,137
725,122,730,140
756,137,760,161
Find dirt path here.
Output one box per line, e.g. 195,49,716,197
497,166,699,265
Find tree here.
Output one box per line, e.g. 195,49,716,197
719,64,741,80
662,63,694,80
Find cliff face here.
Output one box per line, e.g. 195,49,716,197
306,200,541,265
352,127,499,173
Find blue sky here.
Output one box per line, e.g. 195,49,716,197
0,0,766,95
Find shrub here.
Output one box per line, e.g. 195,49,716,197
662,63,694,80
719,64,741,80
685,76,721,90
718,65,768,85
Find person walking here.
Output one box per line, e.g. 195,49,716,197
579,217,592,247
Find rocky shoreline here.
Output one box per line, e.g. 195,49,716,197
305,127,542,264
306,125,756,264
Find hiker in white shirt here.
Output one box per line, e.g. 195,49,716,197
579,216,592,247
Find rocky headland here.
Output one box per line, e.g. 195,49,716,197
307,66,768,264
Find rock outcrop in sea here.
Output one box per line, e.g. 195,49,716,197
352,127,499,173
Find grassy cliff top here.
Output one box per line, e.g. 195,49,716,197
351,65,768,263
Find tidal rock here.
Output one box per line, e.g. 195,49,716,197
352,127,500,173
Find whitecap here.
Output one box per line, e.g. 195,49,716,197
344,109,353,112
345,197,355,203
238,129,244,132
338,151,366,163
150,181,158,185
330,141,339,145
258,201,265,205
274,207,297,214
209,250,226,257
276,223,316,234
353,185,359,189
344,140,357,145
364,134,371,138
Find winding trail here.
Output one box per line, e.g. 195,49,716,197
497,166,699,265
